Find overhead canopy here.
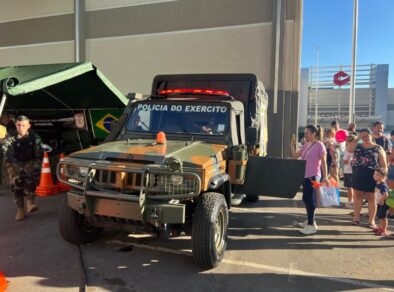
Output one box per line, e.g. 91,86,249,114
0,62,128,111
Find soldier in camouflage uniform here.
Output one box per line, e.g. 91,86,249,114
3,115,43,221
0,114,16,187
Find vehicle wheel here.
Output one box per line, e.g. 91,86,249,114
245,194,259,203
59,197,103,244
192,192,228,269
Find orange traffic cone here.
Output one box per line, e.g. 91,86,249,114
57,153,71,192
35,152,59,196
0,272,7,292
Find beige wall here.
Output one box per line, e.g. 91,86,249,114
87,23,272,94
0,42,74,65
0,0,73,22
85,0,179,11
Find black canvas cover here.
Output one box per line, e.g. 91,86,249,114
151,74,268,146
240,156,306,198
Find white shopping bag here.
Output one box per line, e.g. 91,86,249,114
318,185,340,207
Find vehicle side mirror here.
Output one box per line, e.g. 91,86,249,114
126,92,144,100
246,127,258,145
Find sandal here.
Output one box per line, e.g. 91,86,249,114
368,223,378,229
373,228,383,235
351,220,360,225
375,229,389,237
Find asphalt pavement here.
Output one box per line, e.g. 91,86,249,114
0,188,393,292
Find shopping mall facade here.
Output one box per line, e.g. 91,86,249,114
299,64,394,132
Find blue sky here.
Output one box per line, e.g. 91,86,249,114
302,0,394,87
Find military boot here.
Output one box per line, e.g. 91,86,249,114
27,198,39,213
15,208,25,221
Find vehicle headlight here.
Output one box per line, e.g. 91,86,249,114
165,157,182,172
78,167,89,177
170,175,183,186
66,165,78,177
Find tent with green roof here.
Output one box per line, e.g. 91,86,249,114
0,62,129,151
0,62,128,112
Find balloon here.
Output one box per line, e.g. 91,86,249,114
386,190,394,208
335,129,348,143
386,197,394,208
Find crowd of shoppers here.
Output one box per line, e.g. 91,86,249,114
292,120,394,239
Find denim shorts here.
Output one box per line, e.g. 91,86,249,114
377,203,390,219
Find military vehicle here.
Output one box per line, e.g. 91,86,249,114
57,74,305,269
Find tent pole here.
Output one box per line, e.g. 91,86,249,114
87,110,96,139
0,93,7,117
42,88,73,110
76,129,83,150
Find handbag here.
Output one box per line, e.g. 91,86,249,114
318,185,340,208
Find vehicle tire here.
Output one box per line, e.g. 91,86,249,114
245,194,259,203
192,192,228,269
59,197,103,244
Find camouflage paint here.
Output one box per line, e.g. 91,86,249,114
70,139,227,169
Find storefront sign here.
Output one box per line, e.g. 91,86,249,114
333,71,350,86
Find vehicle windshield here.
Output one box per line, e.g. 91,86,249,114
126,102,229,135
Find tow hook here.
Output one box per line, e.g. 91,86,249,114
150,208,160,227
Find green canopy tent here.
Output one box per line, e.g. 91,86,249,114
0,62,128,152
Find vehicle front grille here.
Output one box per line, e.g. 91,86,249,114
64,166,201,197
94,169,143,192
147,173,200,196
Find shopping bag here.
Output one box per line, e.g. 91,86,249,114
318,185,340,207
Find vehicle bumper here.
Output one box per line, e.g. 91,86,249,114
67,191,186,224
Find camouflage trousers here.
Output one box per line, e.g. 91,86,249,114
7,160,41,208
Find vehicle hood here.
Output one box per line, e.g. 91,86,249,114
68,139,227,168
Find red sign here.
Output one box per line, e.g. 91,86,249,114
333,71,350,86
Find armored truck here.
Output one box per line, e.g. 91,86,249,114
57,74,305,269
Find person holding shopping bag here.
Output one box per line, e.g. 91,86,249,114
347,128,387,228
291,125,328,235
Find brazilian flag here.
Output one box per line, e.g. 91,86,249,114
90,109,123,139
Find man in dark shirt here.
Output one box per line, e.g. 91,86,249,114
372,121,392,162
347,122,357,136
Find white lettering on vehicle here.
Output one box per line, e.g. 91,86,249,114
137,104,227,113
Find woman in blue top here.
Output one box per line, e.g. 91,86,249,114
347,128,387,227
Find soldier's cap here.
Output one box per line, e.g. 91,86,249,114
16,115,30,122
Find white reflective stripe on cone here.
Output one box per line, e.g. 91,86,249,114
41,168,51,173
43,158,49,163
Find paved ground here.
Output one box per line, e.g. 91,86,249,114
0,188,393,292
